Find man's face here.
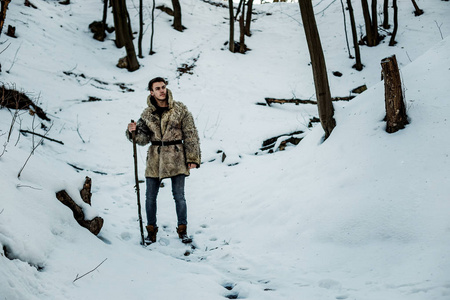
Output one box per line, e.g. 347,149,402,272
150,82,167,101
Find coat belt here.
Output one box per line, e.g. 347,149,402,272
151,140,183,146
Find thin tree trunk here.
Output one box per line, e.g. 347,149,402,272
389,0,398,46
102,0,108,34
411,0,424,16
245,0,253,36
239,14,245,53
382,0,389,29
299,0,336,139
111,0,125,48
347,0,363,70
150,0,155,54
228,0,235,53
112,0,139,71
138,0,143,58
381,55,407,133
172,0,183,31
361,0,374,46
371,0,378,44
340,0,352,58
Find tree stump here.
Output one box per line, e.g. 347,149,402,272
80,176,92,205
56,190,103,235
381,55,408,133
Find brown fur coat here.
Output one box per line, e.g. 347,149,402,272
127,89,201,179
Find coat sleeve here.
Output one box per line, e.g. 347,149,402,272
125,118,152,146
181,107,201,167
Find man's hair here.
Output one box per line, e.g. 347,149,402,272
148,77,167,91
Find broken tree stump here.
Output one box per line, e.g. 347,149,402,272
56,190,103,235
381,55,408,133
80,176,92,205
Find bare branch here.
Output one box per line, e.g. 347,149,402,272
19,130,64,145
17,123,54,178
73,258,108,283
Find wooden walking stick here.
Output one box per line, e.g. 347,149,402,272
131,120,146,246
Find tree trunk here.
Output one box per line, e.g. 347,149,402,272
381,55,408,133
138,0,143,57
228,0,235,53
347,0,363,70
361,0,375,46
340,0,351,58
371,0,378,44
389,0,398,46
239,2,246,53
102,0,108,35
245,0,253,36
411,0,424,16
112,0,139,71
111,0,125,48
0,0,11,37
299,0,336,139
382,0,389,29
150,0,156,55
239,14,245,53
172,0,183,31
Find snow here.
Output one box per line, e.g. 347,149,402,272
1,0,450,299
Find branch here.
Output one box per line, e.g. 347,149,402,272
17,123,54,178
19,130,64,145
73,258,107,283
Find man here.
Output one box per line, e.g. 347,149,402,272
127,77,201,244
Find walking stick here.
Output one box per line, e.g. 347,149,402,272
131,120,146,246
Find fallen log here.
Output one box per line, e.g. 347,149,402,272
264,95,355,106
56,189,103,235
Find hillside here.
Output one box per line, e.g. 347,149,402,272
1,1,450,299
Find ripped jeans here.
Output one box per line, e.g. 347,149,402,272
145,174,187,227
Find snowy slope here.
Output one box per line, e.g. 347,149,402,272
1,0,450,299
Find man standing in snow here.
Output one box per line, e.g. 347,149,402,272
126,77,201,244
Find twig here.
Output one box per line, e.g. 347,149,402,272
17,123,54,178
7,43,21,73
19,130,64,145
0,43,11,55
73,258,107,283
0,208,4,215
434,21,444,40
16,184,42,190
76,116,86,143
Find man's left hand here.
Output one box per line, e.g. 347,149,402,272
188,163,197,169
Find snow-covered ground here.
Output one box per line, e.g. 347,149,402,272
1,0,450,299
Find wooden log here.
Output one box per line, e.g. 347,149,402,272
264,96,355,106
56,190,103,235
381,55,408,133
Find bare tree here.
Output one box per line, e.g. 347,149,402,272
138,0,143,58
172,0,184,31
411,0,424,16
228,0,235,53
299,0,336,139
245,0,253,36
150,0,156,55
382,0,389,29
361,0,379,46
347,0,363,70
389,0,398,46
111,0,139,71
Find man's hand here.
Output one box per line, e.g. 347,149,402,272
128,122,137,133
188,163,197,169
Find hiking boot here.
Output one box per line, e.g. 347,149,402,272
145,225,158,244
176,224,192,244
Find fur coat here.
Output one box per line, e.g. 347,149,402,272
127,89,201,179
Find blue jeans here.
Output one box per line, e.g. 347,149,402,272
145,174,187,227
